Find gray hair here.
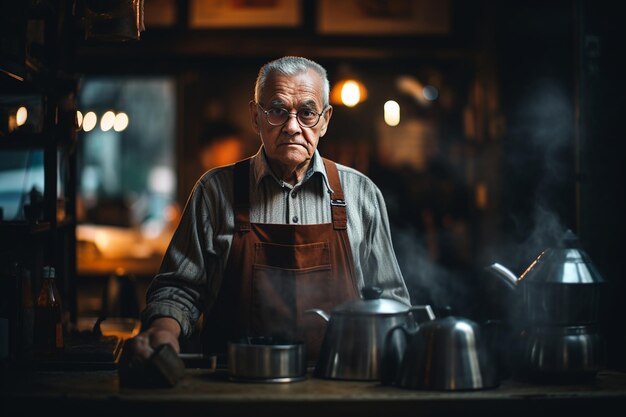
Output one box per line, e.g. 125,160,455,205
254,56,330,107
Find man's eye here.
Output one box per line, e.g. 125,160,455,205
299,109,316,118
268,108,286,116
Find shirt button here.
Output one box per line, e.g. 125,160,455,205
291,191,297,198
292,216,299,223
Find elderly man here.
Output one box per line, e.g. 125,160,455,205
122,56,410,368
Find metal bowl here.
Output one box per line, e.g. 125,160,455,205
227,337,307,383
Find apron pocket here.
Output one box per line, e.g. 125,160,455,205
254,241,330,270
251,241,333,358
250,263,332,336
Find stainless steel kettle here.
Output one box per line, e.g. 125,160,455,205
382,316,499,390
306,286,434,381
486,229,607,381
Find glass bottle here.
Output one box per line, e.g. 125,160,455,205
34,266,64,359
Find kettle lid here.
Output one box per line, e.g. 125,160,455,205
332,285,411,315
522,229,605,284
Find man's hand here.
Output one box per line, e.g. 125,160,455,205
118,317,182,386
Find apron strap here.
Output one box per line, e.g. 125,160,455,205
235,157,347,230
322,158,347,230
233,159,252,232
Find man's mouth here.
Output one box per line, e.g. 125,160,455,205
278,142,306,148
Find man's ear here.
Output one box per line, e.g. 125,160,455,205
319,105,333,137
249,100,260,134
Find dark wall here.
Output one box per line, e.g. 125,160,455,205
493,0,577,267
492,0,626,370
577,1,626,371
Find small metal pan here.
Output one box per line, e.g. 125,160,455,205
227,337,307,383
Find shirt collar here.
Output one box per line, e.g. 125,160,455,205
251,146,333,193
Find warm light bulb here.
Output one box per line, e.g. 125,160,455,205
100,110,115,131
384,100,400,127
341,80,361,107
16,106,28,126
83,111,97,132
113,112,129,132
76,110,83,128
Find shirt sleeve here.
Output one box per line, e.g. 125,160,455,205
361,179,412,306
141,182,213,337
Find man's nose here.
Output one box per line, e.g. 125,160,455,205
282,112,301,134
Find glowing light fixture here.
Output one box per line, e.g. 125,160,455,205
341,80,361,107
76,110,83,128
83,111,97,132
113,112,129,132
384,100,400,127
330,79,368,107
100,110,116,131
16,106,28,126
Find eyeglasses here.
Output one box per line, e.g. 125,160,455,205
256,103,326,128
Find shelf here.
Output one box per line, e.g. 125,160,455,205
0,218,75,235
0,0,79,343
0,70,40,95
0,68,78,95
0,220,51,234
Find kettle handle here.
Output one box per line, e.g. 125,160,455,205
486,263,519,289
410,304,436,322
304,308,330,322
380,324,415,386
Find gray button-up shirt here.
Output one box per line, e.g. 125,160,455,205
142,147,410,336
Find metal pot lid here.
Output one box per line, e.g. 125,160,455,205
332,286,411,315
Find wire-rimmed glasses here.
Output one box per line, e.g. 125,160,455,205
256,103,327,128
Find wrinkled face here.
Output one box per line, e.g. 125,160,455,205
249,69,332,170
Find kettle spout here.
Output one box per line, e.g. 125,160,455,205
486,262,519,289
304,308,330,322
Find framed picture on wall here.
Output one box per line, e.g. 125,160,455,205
317,0,450,35
189,0,302,28
144,0,178,28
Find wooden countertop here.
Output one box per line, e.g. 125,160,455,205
3,367,626,417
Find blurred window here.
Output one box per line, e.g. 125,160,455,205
77,77,176,229
0,150,45,221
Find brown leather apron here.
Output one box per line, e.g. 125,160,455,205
202,157,360,361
